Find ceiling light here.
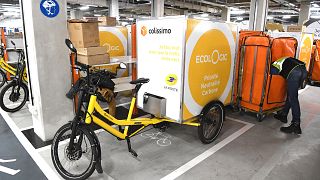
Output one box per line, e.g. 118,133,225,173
283,15,291,19
79,6,90,11
311,15,320,18
94,14,101,17
3,7,20,12
288,3,295,7
122,22,129,26
313,4,319,7
237,17,243,20
230,7,239,11
201,13,208,17
311,7,320,10
128,17,134,21
230,10,246,15
3,12,20,16
267,16,274,19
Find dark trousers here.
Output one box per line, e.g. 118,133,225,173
281,66,307,124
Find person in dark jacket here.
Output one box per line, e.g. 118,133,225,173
271,57,307,134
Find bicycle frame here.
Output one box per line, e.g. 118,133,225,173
0,56,28,82
0,58,16,76
84,95,200,140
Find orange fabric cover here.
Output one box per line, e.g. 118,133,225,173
233,31,266,105
266,37,297,106
238,36,297,112
239,36,270,111
311,41,320,81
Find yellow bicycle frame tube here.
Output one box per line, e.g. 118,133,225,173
0,58,28,82
0,58,17,75
84,94,200,140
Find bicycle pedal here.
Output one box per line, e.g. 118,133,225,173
130,150,138,157
159,125,169,132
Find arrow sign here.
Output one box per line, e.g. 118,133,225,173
0,159,20,176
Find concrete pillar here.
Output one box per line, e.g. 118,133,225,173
70,10,83,19
249,0,268,31
298,2,310,25
22,0,73,141
151,0,164,17
109,0,119,19
221,7,230,22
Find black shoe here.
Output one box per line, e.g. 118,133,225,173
274,114,287,123
280,123,302,134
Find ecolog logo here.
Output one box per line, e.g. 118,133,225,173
104,43,120,52
195,49,228,65
140,26,172,36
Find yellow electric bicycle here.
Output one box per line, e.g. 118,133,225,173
0,41,29,112
51,39,224,180
0,41,27,88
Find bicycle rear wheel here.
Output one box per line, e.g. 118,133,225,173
51,123,97,180
0,82,28,112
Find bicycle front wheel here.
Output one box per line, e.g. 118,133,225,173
0,70,6,88
0,82,28,112
51,123,97,180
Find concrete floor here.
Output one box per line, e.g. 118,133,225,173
1,86,320,180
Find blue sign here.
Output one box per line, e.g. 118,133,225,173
40,0,59,18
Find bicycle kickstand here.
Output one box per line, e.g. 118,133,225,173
126,137,138,157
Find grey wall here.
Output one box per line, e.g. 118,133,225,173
22,0,73,141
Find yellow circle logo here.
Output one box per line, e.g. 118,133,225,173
165,74,178,86
99,31,125,57
299,36,312,67
188,29,231,106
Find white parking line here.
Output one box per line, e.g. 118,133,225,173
19,125,33,132
0,109,60,180
0,164,20,176
161,117,254,180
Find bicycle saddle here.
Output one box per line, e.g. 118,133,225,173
130,78,150,84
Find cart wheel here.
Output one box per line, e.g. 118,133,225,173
239,108,245,116
232,106,240,112
256,114,265,122
310,81,315,86
198,101,224,144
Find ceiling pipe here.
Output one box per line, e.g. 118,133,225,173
199,0,227,8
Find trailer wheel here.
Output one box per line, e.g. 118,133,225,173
198,101,224,144
256,114,265,122
310,81,315,86
232,105,240,112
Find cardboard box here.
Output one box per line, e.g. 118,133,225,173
83,17,98,21
77,46,107,56
266,23,284,32
287,25,306,32
77,53,110,65
98,16,116,26
68,20,100,48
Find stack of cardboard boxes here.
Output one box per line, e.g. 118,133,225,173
97,16,116,26
67,20,110,65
